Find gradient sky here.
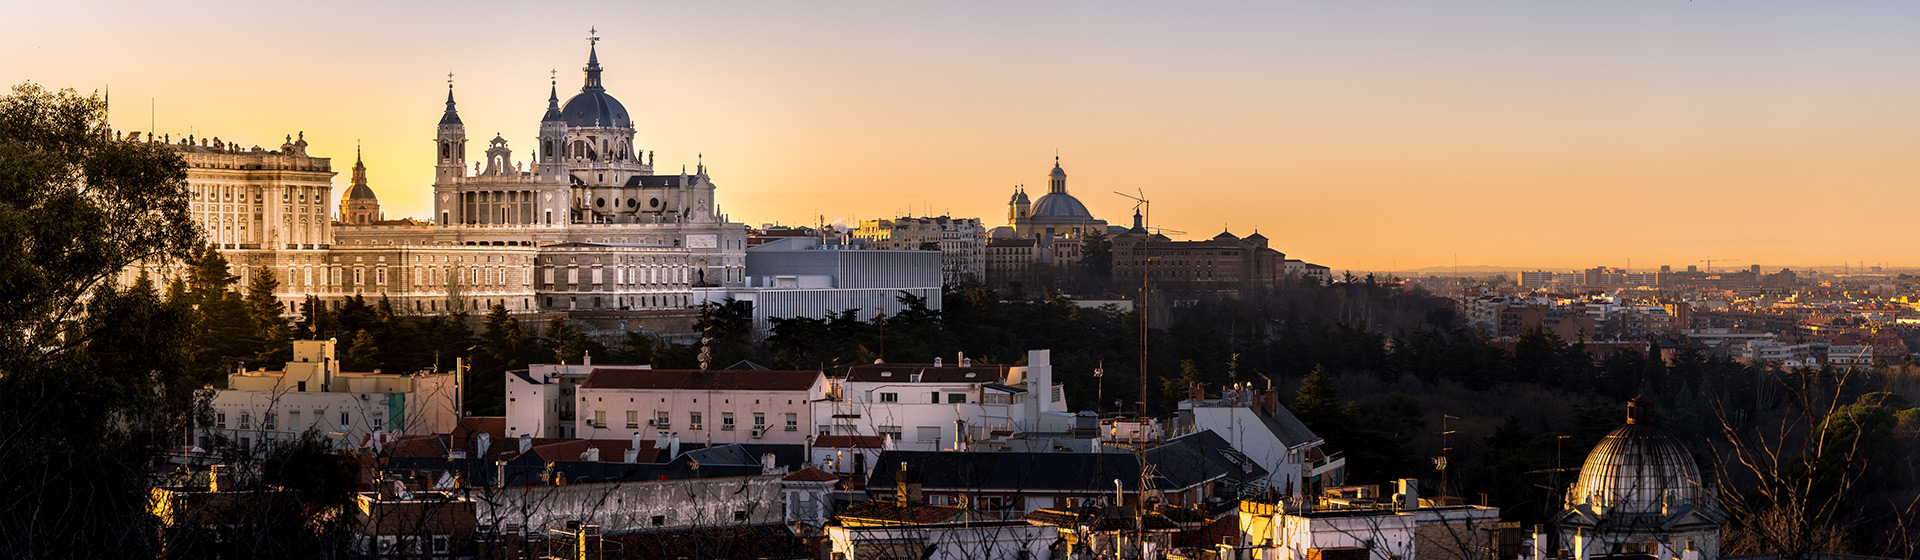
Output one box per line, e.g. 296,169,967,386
7,1,1920,272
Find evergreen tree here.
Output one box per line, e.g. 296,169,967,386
244,264,290,365
344,329,380,372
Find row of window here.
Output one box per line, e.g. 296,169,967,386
876,391,969,404
587,410,799,432
215,409,376,432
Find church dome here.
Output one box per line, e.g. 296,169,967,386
344,182,377,201
561,43,630,128
1029,192,1093,220
1566,399,1707,513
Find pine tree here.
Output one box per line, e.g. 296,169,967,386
1294,364,1343,428
344,329,380,372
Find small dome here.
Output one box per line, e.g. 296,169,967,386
1029,192,1092,219
1567,401,1707,513
1050,163,1066,178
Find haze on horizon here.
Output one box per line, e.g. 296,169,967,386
6,0,1918,273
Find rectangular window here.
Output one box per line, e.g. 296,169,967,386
626,410,640,428
785,413,798,431
690,412,703,430
432,535,450,554
339,412,350,429
721,412,735,430
878,392,898,403
372,415,383,429
591,267,603,284
930,392,940,404
567,268,579,284
656,411,671,428
947,393,966,404
264,412,277,430
376,268,387,286
880,426,903,441
753,412,766,429
543,267,555,285
288,411,300,431
916,426,941,444
239,412,251,430
593,410,606,427
216,412,227,430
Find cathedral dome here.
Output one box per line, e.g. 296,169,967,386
1029,192,1093,220
1566,399,1707,513
561,43,630,128
562,90,629,128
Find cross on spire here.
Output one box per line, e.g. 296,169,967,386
588,27,599,45
550,68,557,86
447,72,454,89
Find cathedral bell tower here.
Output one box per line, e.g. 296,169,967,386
538,74,568,182
436,77,467,183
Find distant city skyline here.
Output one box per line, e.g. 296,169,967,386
8,1,1920,270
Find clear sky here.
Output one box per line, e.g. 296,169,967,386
6,1,1919,272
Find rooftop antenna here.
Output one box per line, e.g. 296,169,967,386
1436,414,1459,500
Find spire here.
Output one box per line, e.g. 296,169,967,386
542,69,563,122
582,27,605,92
440,73,463,126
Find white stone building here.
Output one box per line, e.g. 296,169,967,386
201,340,458,451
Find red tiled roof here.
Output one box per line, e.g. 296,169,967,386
811,435,886,448
581,369,822,391
783,467,839,482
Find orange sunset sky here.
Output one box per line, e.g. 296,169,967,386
6,1,1919,273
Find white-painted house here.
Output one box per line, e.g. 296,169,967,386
817,349,1075,451
203,340,458,452
503,362,616,439
571,368,827,446
1174,384,1344,499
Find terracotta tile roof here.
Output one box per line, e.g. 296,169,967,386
782,467,839,482
811,435,886,449
844,364,1010,384
581,368,822,391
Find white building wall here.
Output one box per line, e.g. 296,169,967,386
573,378,824,445
828,523,1054,560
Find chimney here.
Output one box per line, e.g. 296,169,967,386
495,460,507,488
476,432,492,459
958,352,970,367
518,433,532,454
631,433,645,461
1530,525,1546,560
761,453,779,474
934,357,943,367
584,448,601,462
668,433,681,459
1397,478,1419,511
209,464,230,492
583,351,591,366
895,462,923,506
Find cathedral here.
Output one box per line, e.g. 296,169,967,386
137,35,747,321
